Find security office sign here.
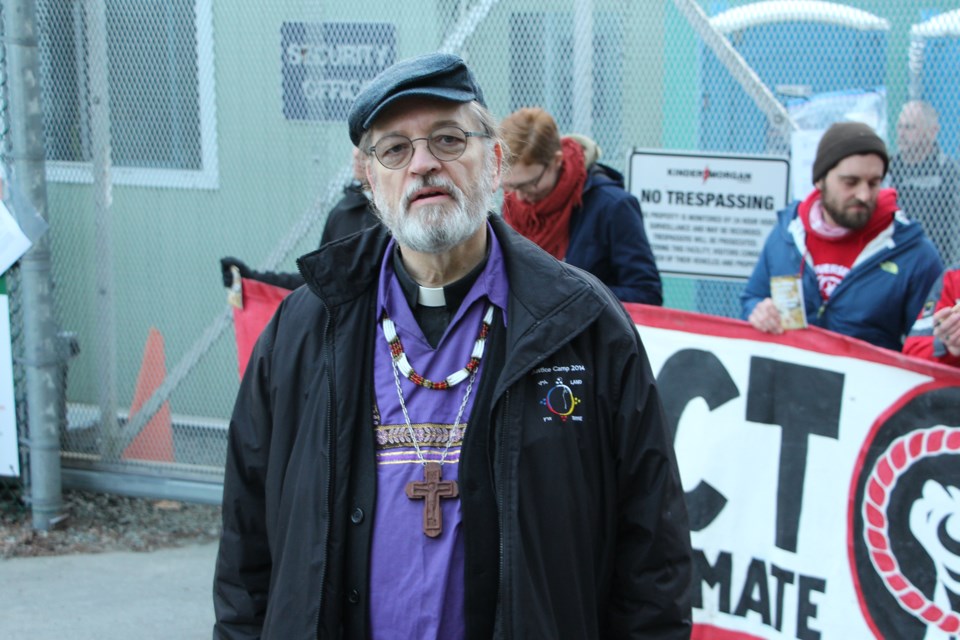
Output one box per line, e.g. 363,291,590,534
627,304,960,639
628,150,789,279
281,22,395,121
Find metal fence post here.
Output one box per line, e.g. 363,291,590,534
83,0,120,460
572,0,594,138
3,0,64,529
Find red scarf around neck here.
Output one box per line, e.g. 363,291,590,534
798,187,897,253
798,187,898,300
502,137,587,260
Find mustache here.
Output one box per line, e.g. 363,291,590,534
846,199,871,213
401,175,463,210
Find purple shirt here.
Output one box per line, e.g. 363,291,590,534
369,223,508,640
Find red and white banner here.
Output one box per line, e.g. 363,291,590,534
626,304,960,640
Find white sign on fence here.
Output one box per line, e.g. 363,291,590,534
0,292,19,477
0,200,31,276
628,150,789,280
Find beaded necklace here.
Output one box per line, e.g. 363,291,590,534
381,304,494,390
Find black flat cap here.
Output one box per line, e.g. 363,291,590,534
348,52,486,146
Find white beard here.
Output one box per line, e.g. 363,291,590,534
373,153,495,254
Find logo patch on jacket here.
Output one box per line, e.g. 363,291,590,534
880,261,899,275
532,364,586,423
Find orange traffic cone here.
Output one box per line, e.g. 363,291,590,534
122,327,174,462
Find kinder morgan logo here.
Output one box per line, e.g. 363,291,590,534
667,167,752,183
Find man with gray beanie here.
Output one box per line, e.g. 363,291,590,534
741,121,942,350
213,52,692,639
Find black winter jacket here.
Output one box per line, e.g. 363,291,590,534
213,216,692,639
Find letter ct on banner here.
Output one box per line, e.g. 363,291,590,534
627,303,960,640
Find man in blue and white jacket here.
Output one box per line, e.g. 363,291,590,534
741,121,942,351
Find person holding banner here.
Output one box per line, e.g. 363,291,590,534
498,107,663,305
319,147,383,246
219,147,380,291
903,265,960,367
218,149,381,377
213,52,692,639
742,121,943,351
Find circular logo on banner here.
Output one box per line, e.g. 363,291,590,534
850,384,960,639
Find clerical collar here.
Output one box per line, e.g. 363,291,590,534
391,244,490,313
417,286,447,307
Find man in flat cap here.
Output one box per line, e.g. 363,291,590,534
213,52,692,639
741,121,942,350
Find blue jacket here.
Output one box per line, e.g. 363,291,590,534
566,164,663,305
740,201,943,350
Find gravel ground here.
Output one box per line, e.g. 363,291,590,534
0,487,222,559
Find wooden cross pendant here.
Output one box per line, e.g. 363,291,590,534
405,461,459,538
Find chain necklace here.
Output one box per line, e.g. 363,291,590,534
389,351,476,472
381,303,494,537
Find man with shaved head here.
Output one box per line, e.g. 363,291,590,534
890,100,960,264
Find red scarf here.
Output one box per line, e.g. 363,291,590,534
502,137,587,260
798,188,898,300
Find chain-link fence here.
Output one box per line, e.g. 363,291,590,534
0,0,25,515
3,0,959,499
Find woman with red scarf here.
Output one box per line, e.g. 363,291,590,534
499,108,662,305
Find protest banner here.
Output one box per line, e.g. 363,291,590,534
627,303,960,640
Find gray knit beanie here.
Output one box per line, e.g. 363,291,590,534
812,121,888,183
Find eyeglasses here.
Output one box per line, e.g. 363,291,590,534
367,126,491,170
503,163,549,195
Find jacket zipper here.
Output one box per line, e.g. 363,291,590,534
497,390,510,640
315,305,334,639
814,246,901,322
